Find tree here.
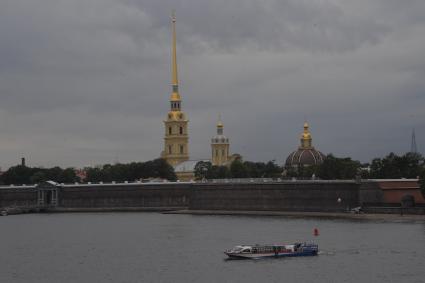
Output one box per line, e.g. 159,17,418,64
317,154,361,180
194,161,212,180
30,171,47,184
209,165,231,179
369,152,424,179
152,158,177,181
263,161,283,177
230,159,248,178
84,158,177,182
0,165,35,185
59,168,79,183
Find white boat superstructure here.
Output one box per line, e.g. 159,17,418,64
225,242,318,259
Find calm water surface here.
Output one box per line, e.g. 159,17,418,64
1,213,424,283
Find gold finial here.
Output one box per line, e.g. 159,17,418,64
300,121,312,148
217,114,223,128
170,10,180,102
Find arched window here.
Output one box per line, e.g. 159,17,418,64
169,127,172,135
179,127,183,135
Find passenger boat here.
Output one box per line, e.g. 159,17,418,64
224,242,318,259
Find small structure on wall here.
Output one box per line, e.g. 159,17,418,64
36,181,61,208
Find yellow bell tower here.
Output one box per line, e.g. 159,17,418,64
211,116,230,166
161,12,189,166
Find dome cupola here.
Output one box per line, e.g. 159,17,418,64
285,122,325,167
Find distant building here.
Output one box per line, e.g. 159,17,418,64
369,179,425,205
410,128,418,154
211,117,230,166
285,122,326,168
174,160,210,182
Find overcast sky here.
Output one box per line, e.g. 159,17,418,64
0,0,424,169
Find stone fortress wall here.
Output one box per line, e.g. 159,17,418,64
1,180,362,212
1,179,423,214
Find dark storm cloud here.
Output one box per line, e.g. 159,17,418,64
0,0,424,169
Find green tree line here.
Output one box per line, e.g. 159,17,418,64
195,152,425,181
0,166,79,185
194,160,283,180
84,159,176,182
0,153,423,185
0,158,176,185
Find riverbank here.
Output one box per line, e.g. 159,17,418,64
164,209,425,223
2,206,424,223
0,206,185,216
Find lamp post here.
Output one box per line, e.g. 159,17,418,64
337,197,342,212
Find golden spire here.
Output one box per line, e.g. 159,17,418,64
300,121,312,149
170,10,181,102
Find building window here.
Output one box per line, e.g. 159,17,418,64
222,149,225,156
216,150,218,157
169,127,172,135
179,127,183,135
168,145,172,154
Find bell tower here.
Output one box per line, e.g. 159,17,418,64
211,116,230,166
161,12,189,166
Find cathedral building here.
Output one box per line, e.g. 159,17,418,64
160,13,234,181
161,12,189,168
285,122,326,168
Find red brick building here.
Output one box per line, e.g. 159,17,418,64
373,179,425,204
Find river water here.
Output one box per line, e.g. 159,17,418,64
1,213,424,283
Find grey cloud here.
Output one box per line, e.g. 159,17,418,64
0,0,424,169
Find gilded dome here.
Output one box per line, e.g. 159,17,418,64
285,121,326,167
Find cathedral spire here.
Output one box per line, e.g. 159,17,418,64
170,10,181,105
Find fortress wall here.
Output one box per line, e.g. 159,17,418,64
358,182,384,205
0,187,37,208
1,181,388,213
189,181,360,212
59,184,190,208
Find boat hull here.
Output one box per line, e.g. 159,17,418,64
224,243,318,259
225,250,317,259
